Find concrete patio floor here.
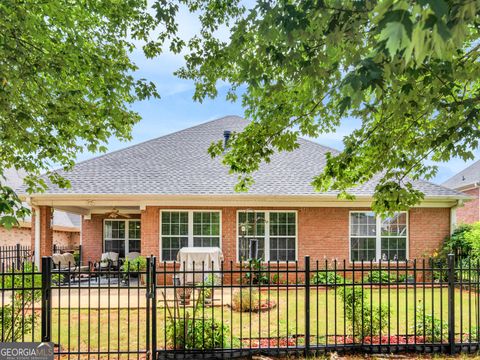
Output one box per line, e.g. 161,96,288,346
50,287,234,308
2,287,236,309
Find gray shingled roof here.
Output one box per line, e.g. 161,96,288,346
5,168,80,228
442,160,480,190
26,116,464,198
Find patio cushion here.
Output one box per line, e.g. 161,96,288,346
63,253,76,266
100,252,119,267
52,253,77,269
52,253,66,269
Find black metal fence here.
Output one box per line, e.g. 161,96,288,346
0,244,32,270
1,255,480,359
52,244,80,254
0,244,82,271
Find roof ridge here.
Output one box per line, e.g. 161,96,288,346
63,115,341,170
59,115,246,170
442,159,480,185
297,137,340,154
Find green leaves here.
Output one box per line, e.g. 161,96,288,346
377,8,413,57
2,0,479,219
0,0,169,225
379,21,410,56
0,185,29,229
171,0,480,213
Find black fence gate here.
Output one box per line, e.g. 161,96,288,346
2,254,480,359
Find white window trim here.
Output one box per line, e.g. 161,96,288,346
236,210,298,263
103,219,141,256
159,210,222,262
348,210,409,263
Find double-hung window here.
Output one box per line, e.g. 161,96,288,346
161,210,221,261
350,211,408,262
237,211,297,262
104,219,141,258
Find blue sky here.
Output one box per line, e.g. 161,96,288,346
75,9,479,186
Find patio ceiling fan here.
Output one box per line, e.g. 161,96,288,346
105,208,131,219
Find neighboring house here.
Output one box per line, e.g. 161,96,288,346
442,160,480,224
21,116,468,266
2,168,80,249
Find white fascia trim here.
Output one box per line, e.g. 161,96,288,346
452,183,480,192
25,193,465,208
33,206,41,266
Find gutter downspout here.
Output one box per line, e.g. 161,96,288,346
450,200,463,235
32,205,41,266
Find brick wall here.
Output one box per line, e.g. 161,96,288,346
141,207,160,258
409,207,451,258
0,226,79,248
456,188,479,224
82,214,141,264
82,206,451,266
81,214,104,264
31,206,53,258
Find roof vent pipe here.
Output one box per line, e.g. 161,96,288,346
223,130,231,149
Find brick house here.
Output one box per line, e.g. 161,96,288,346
22,116,468,266
443,160,480,224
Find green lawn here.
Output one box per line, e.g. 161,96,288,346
17,287,480,353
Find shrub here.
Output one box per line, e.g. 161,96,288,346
431,223,480,281
413,304,448,342
242,258,269,285
121,256,147,272
73,250,81,264
231,288,260,312
197,274,219,304
340,286,389,340
166,317,231,349
464,223,480,260
165,272,233,350
434,225,478,264
364,270,402,284
0,262,41,341
311,271,344,285
463,326,479,342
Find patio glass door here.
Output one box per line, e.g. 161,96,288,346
104,219,141,257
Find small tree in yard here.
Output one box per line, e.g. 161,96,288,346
339,285,389,341
0,262,41,341
163,285,232,350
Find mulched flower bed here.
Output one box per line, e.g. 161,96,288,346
330,335,428,344
229,299,277,313
242,337,297,348
254,300,276,312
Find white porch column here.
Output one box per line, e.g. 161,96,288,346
33,206,41,266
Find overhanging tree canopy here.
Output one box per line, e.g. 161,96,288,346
170,0,480,213
1,0,159,227
2,0,479,228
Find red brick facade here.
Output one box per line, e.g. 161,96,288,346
81,214,104,266
409,207,451,258
1,225,78,248
79,206,451,265
30,206,54,259
456,187,480,224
